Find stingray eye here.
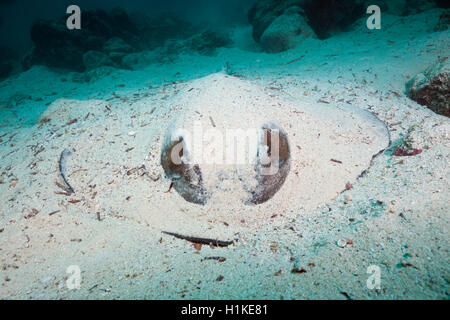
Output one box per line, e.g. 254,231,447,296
161,133,209,205
246,122,291,205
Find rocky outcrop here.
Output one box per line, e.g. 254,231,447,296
248,0,365,47
435,0,450,8
22,8,229,72
302,0,364,38
260,6,316,53
166,29,232,56
121,50,165,70
23,9,141,71
23,9,196,72
0,62,12,80
83,51,115,70
0,45,16,79
407,58,450,117
358,0,442,16
131,12,196,49
248,0,302,43
434,9,450,31
248,0,443,49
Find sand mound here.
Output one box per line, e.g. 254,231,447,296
38,98,111,124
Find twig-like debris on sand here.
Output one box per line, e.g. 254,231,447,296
162,231,237,247
59,148,75,194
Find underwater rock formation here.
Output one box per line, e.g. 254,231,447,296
260,6,316,53
354,0,442,16
23,9,141,71
407,57,450,117
121,29,231,70
23,9,196,72
248,0,365,45
408,0,436,13
166,29,232,56
302,0,364,38
248,0,442,47
82,51,115,70
434,9,450,31
435,0,450,8
183,29,232,55
248,0,302,43
0,45,16,79
103,37,134,54
357,0,444,16
0,62,12,80
131,12,196,50
369,0,437,15
121,50,166,70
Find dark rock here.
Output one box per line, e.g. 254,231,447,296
359,0,439,16
0,62,13,79
404,0,437,14
435,0,450,9
0,45,16,61
83,51,115,70
302,0,364,38
248,0,440,46
103,37,134,54
72,66,117,83
260,6,316,53
82,9,140,47
24,19,88,71
166,29,232,56
184,29,232,55
0,45,17,79
131,12,196,49
358,0,440,15
435,9,450,31
103,37,135,65
407,57,450,117
121,50,166,69
122,28,231,69
248,0,365,42
23,9,140,72
248,0,302,43
23,9,194,72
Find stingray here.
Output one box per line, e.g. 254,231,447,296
161,73,390,213
39,74,390,239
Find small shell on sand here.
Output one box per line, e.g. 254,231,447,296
337,239,348,248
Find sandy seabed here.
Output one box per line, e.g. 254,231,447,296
0,10,449,299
